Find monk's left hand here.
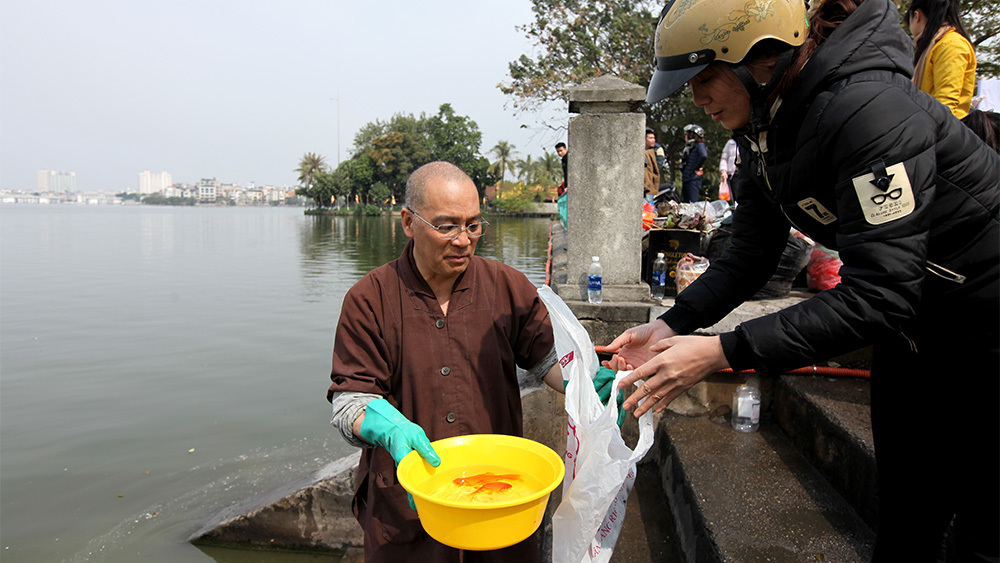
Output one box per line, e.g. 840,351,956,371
617,335,730,418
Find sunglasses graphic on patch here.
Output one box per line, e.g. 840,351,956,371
870,187,903,205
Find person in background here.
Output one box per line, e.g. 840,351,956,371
649,128,675,198
962,108,1000,152
644,128,664,203
609,0,998,560
718,138,738,202
647,128,667,177
555,142,568,196
906,0,977,119
327,162,565,561
679,124,707,202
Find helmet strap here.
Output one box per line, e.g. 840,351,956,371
729,47,795,135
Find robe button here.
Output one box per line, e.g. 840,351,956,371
440,366,451,376
435,319,445,329
446,412,456,423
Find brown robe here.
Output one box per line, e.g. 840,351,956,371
328,240,554,561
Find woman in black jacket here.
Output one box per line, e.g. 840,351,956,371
608,0,999,560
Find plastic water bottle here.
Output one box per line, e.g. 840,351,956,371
651,252,667,299
732,376,761,433
587,256,603,304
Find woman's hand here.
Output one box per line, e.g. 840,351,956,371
602,319,677,372
617,335,731,418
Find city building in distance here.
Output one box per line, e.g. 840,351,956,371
138,171,172,194
37,170,76,192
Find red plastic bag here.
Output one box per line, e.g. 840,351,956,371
642,201,657,231
807,247,842,291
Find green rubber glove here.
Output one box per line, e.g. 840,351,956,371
359,399,440,511
593,366,627,427
564,367,627,426
359,398,441,467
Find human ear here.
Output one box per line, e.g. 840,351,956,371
401,208,415,238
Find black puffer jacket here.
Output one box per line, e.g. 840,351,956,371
660,0,999,371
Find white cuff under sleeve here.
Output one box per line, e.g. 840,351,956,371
330,391,381,449
527,345,559,384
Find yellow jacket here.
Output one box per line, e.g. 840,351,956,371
917,28,976,119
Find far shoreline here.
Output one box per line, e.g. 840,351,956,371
304,206,559,219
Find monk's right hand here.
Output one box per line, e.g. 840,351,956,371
359,398,441,468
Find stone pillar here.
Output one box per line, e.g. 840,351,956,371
564,75,649,303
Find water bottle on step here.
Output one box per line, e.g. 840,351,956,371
651,252,667,299
588,256,603,304
732,375,761,433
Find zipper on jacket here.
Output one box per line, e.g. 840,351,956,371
926,261,966,284
744,98,783,195
899,332,919,354
745,133,775,194
745,132,810,232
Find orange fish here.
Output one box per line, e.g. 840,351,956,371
452,472,520,487
473,481,512,494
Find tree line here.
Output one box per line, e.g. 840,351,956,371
295,104,567,211
296,104,493,209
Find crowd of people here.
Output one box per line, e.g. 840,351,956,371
324,1,998,561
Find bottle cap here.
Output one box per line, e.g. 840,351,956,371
592,256,599,261
657,252,665,258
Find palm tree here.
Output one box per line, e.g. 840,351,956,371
487,141,518,198
296,152,327,189
516,154,536,184
538,150,562,186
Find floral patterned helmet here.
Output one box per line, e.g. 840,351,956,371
647,0,808,104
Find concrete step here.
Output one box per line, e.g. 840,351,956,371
651,409,876,562
774,375,878,531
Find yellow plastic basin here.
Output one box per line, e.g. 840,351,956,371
397,434,565,551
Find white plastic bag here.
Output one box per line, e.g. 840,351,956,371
537,286,655,563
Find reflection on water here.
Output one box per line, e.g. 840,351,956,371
139,211,175,262
298,215,410,304
0,205,552,563
479,215,552,281
298,213,550,305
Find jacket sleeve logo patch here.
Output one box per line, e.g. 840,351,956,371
797,198,838,225
852,162,914,225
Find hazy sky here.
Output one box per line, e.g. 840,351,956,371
0,0,569,191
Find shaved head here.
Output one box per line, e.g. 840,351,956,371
401,161,482,289
405,161,474,212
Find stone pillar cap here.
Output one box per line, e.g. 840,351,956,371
568,75,646,113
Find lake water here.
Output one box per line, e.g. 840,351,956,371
0,205,552,562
